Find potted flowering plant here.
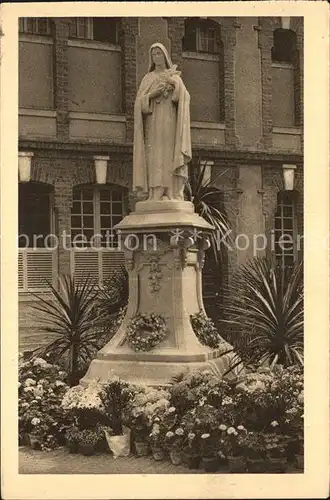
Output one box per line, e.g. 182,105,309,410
65,425,80,453
163,427,185,465
264,432,289,472
182,432,201,469
240,431,267,472
149,421,166,461
220,425,247,473
200,433,220,472
77,428,99,456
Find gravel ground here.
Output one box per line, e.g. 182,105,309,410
19,447,302,475
19,447,204,474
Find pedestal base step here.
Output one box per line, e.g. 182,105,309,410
80,351,243,387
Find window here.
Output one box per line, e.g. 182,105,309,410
183,18,222,54
18,182,57,292
69,17,120,45
19,182,54,248
70,185,128,248
274,191,297,271
271,28,297,64
19,18,52,36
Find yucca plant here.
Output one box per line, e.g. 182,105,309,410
31,274,102,386
184,160,233,264
222,257,304,368
96,264,128,319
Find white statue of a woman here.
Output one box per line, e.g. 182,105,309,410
133,43,192,202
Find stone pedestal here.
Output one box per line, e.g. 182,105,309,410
81,201,238,386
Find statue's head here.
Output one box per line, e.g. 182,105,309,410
148,43,172,72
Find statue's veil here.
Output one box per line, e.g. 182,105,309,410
148,43,173,72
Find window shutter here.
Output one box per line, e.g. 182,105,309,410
71,250,100,284
102,251,125,282
26,250,56,290
18,252,25,290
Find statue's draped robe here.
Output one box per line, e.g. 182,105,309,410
133,70,192,195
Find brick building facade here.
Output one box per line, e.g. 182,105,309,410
18,16,304,352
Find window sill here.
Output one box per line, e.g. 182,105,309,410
19,34,53,45
19,108,57,118
69,112,126,122
68,39,121,52
271,62,294,69
192,121,225,130
273,127,302,135
182,51,220,62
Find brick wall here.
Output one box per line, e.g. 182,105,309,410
53,19,70,140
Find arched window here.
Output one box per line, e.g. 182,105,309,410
19,182,54,248
70,184,128,248
70,184,128,285
182,18,224,123
18,182,57,292
274,191,298,272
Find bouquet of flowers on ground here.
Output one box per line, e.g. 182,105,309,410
19,356,72,450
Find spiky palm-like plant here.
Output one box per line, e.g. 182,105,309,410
31,274,101,386
223,257,304,368
184,161,233,264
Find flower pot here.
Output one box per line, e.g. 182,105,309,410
105,428,131,459
228,455,246,473
201,456,220,473
135,440,149,457
267,457,287,473
151,447,165,461
169,449,182,466
19,433,30,447
247,457,267,473
29,434,41,450
186,454,201,469
79,443,95,456
67,441,79,454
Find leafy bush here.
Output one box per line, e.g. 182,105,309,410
19,357,73,450
223,258,304,368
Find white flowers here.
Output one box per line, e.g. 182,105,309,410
175,428,184,436
55,381,65,387
222,396,233,405
166,431,174,438
201,433,210,439
25,378,36,387
24,386,34,393
219,424,227,431
31,417,40,425
270,420,279,427
237,425,245,431
227,427,237,435
33,358,48,367
188,432,196,440
168,407,176,413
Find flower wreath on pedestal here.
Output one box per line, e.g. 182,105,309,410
126,313,167,352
